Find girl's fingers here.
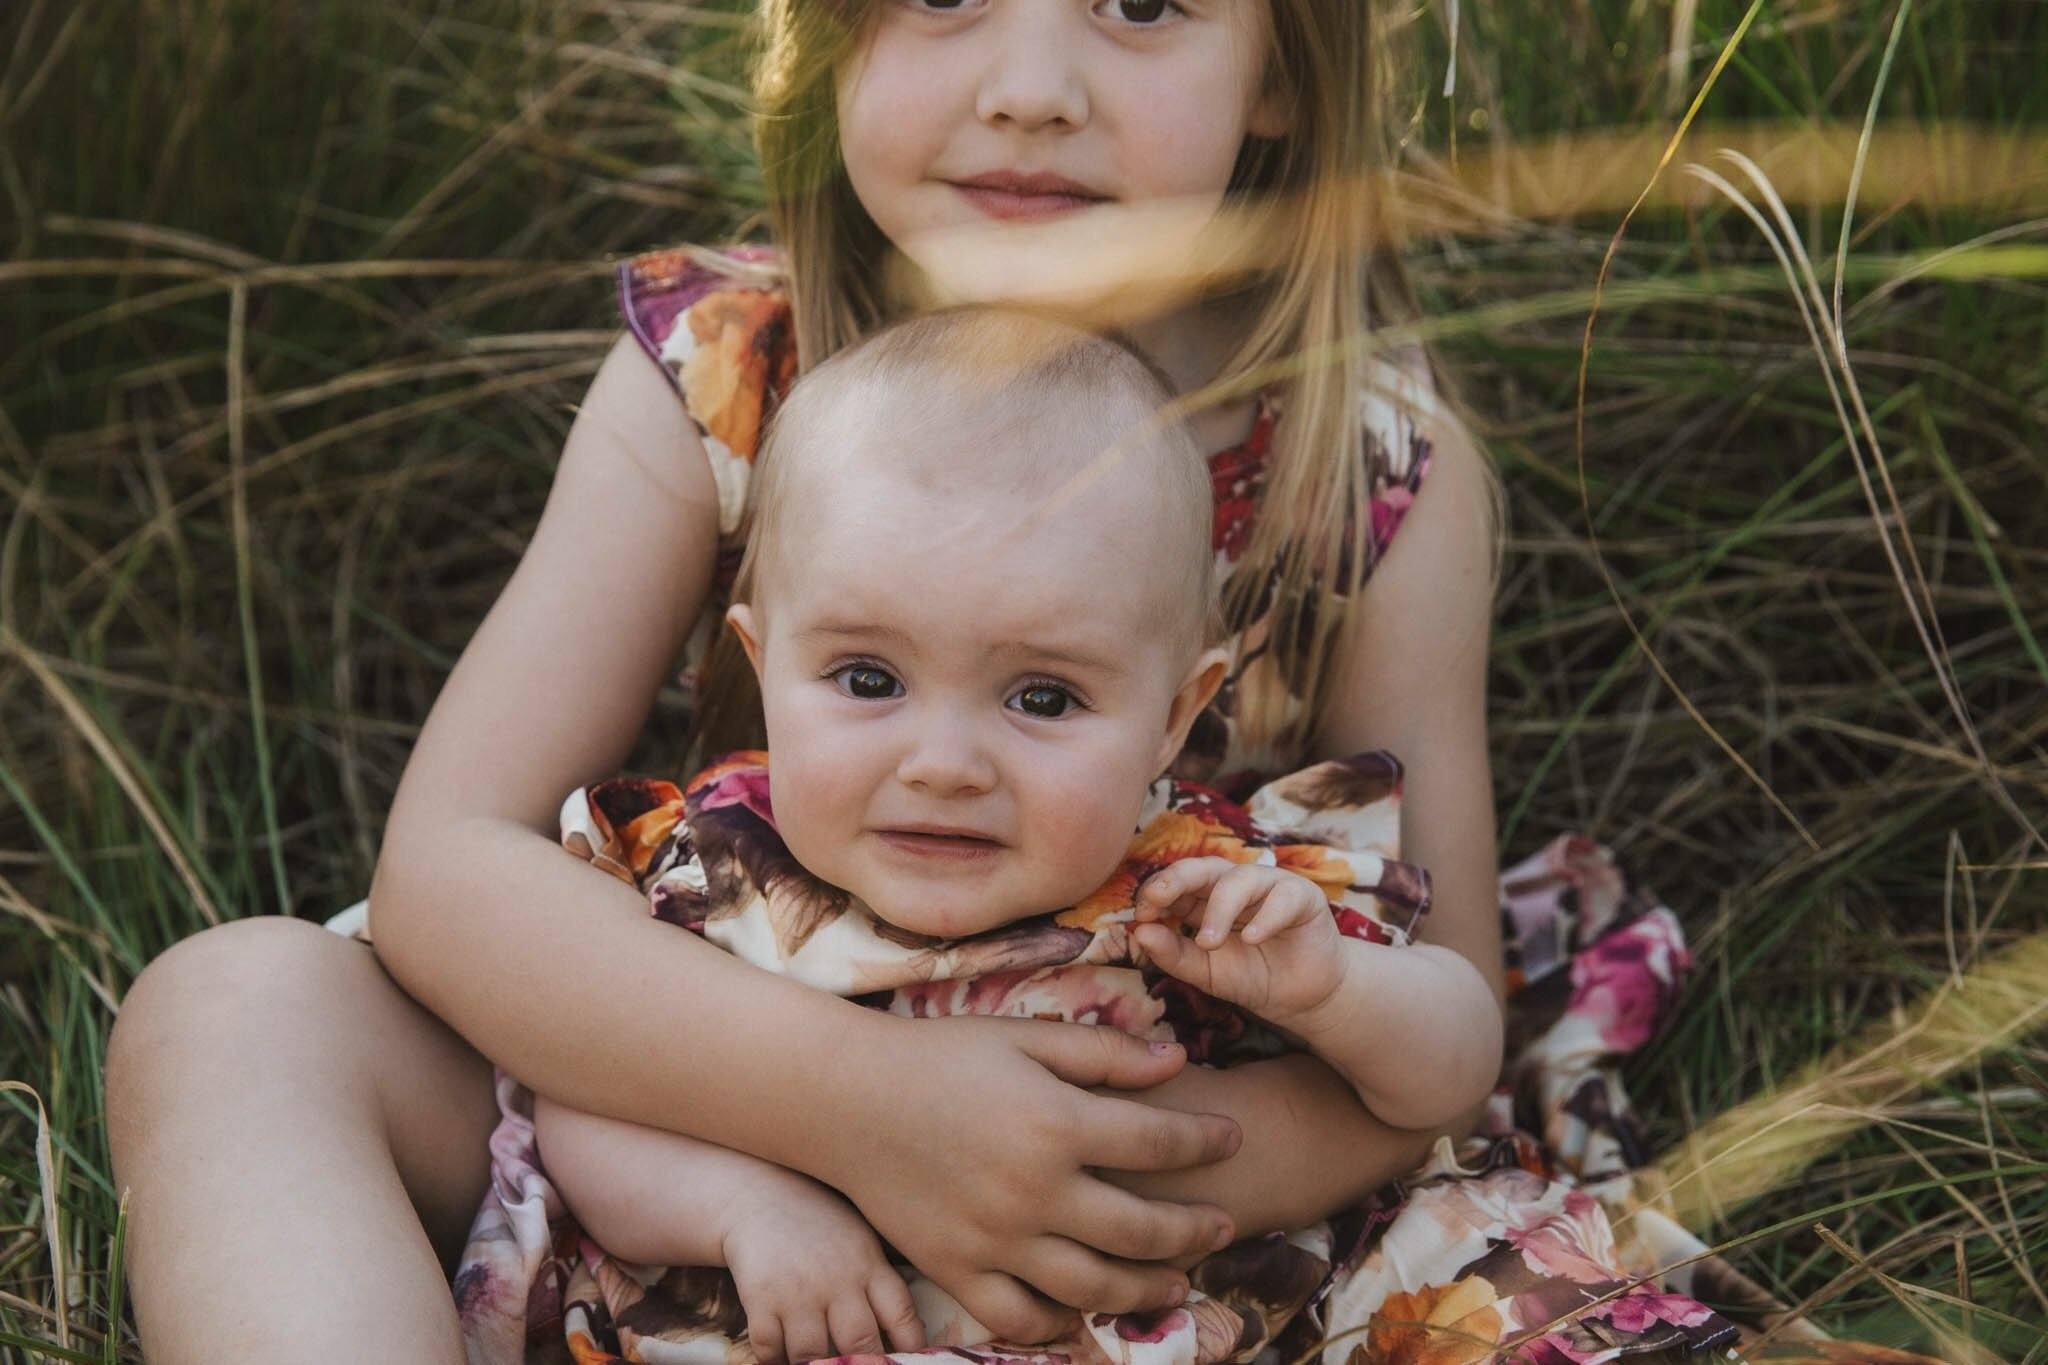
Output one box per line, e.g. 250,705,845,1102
1071,1090,1241,1177
827,1292,886,1358
869,1270,926,1352
953,1272,1076,1346
1062,1181,1234,1263
1012,1235,1189,1319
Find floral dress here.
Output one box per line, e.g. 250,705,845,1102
438,246,1935,1365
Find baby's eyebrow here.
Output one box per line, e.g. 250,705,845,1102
992,640,1126,679
798,621,914,647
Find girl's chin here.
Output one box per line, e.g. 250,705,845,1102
887,198,1241,326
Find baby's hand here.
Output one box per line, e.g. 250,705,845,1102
723,1184,922,1365
1133,857,1345,1031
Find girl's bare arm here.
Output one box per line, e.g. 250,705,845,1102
364,338,1239,1340
1098,415,1504,1233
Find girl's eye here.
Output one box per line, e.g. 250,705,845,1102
1011,683,1080,719
1101,0,1180,23
833,664,903,700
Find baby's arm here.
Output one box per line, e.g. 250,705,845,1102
533,1098,921,1363
1135,860,1501,1132
1095,420,1510,1235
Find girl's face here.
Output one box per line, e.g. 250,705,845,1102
837,0,1288,305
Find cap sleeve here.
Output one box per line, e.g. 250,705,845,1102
618,245,797,541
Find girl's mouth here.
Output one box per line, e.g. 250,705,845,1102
948,172,1109,221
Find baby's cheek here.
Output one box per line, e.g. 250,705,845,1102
1022,765,1149,904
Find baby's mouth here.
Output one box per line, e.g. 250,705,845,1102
873,826,1005,860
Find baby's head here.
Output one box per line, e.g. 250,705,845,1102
727,309,1226,937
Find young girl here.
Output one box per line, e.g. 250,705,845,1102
103,1,1897,1360
470,306,1499,1363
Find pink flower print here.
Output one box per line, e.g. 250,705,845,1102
1508,1337,1595,1365
1501,1190,1617,1286
1368,486,1414,553
1591,1285,1719,1332
689,754,776,826
1566,910,1689,1053
1104,1306,1191,1342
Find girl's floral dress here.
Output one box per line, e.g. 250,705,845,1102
431,246,1938,1365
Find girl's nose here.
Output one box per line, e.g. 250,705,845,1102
894,717,999,798
974,2,1089,132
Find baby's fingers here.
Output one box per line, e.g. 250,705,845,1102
1193,867,1270,947
1242,879,1324,944
783,1310,830,1365
868,1270,926,1352
748,1313,786,1365
1136,857,1235,920
827,1292,887,1358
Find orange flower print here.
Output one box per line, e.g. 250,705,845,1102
582,777,688,882
1357,1277,1504,1365
1062,810,1258,929
678,290,795,460
1271,841,1355,900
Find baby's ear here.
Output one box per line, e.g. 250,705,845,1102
724,603,766,678
1158,647,1230,772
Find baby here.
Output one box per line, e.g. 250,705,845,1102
457,310,1502,1365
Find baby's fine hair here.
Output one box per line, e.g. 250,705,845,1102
738,307,1217,652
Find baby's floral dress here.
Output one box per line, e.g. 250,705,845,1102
432,246,1939,1365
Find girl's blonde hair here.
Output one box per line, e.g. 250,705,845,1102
705,0,1482,761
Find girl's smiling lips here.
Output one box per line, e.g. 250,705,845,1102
873,822,1006,860
947,170,1111,221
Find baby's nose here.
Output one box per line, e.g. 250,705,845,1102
894,719,998,797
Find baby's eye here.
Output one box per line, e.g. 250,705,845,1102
832,664,904,700
1010,682,1081,718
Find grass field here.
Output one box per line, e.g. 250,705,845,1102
2,0,2044,1359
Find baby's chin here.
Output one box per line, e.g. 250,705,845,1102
859,886,1073,942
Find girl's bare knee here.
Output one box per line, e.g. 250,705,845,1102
107,917,368,1123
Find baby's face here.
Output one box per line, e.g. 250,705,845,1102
731,429,1215,938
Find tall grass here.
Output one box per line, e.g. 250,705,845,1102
2,0,2043,1358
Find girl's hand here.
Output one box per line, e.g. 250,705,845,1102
1132,857,1345,1031
820,1016,1241,1345
721,1180,923,1365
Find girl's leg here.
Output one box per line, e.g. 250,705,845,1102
105,915,500,1362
